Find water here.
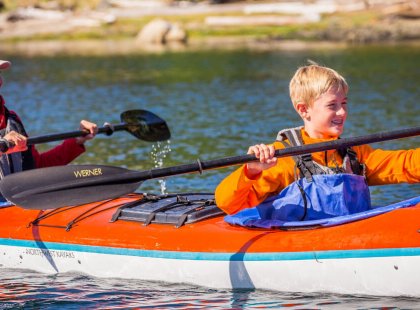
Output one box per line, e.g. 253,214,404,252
150,140,172,194
0,43,419,308
1,270,420,310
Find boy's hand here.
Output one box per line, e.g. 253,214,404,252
76,120,98,145
245,144,277,178
2,131,28,154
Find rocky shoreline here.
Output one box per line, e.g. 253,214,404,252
1,0,419,54
304,18,420,44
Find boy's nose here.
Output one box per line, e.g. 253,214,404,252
336,106,347,115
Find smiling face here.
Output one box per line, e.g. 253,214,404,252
289,64,349,139
297,87,348,139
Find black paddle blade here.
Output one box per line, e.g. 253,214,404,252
121,110,171,142
0,165,142,210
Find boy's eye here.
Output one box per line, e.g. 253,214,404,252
328,102,347,108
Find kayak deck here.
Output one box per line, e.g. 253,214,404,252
1,193,420,254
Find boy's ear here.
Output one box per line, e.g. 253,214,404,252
295,102,309,118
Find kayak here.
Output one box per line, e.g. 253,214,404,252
1,192,420,297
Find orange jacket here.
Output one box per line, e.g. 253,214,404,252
215,128,420,215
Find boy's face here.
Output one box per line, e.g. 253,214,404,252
303,87,347,139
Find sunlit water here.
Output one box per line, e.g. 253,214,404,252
0,43,419,308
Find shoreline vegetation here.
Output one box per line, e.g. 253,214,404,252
1,0,420,55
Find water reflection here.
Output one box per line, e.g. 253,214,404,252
1,269,419,308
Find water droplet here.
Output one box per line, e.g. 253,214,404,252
150,140,171,194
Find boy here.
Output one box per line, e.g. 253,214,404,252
0,59,97,177
215,63,419,221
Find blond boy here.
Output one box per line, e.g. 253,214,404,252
215,64,419,219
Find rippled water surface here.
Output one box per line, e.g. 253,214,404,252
0,43,419,308
1,269,420,309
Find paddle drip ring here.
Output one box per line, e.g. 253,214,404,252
103,122,115,136
196,158,203,174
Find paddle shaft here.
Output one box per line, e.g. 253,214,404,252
81,126,420,186
0,123,128,152
2,126,418,209
27,123,128,144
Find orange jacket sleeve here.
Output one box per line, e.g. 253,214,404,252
356,145,420,185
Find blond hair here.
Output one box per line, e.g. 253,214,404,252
289,63,348,109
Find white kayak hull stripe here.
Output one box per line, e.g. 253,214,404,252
1,238,420,261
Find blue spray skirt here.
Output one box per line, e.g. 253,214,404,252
225,195,420,229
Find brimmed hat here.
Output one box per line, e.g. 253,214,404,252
0,60,11,70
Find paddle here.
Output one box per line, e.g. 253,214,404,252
0,109,171,152
1,126,419,210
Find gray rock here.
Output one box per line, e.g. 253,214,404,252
165,22,187,43
136,18,187,45
136,18,171,44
